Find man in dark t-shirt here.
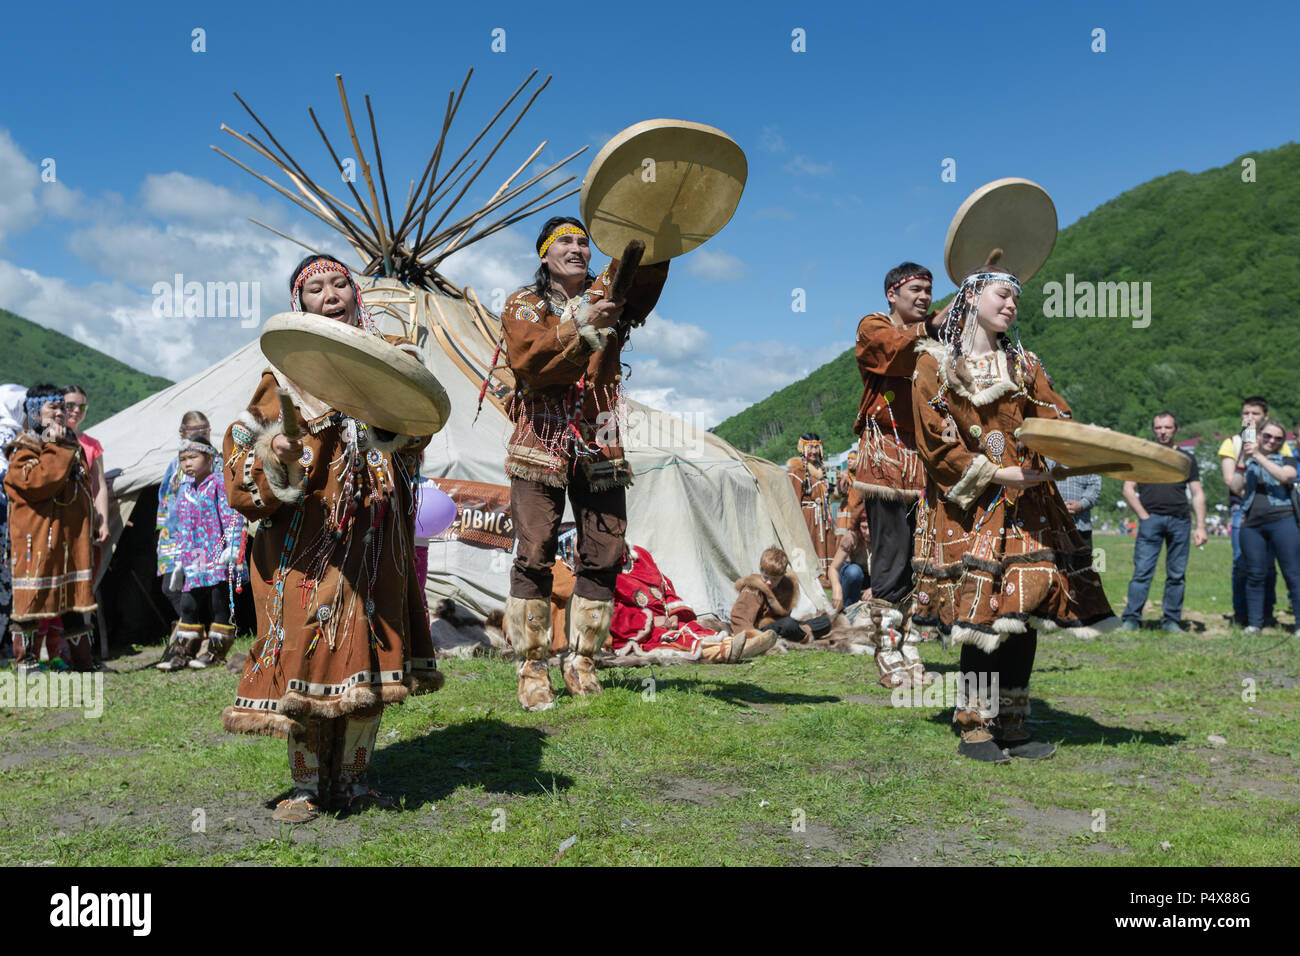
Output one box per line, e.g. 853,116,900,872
1120,413,1208,632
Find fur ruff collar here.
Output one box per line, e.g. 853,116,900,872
914,339,1030,406
734,572,799,617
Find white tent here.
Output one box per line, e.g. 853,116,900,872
94,277,827,623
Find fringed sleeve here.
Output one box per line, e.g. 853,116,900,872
223,374,304,522
1022,353,1073,421
856,313,927,377
2,439,77,503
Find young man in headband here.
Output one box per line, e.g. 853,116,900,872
500,216,668,711
848,263,949,689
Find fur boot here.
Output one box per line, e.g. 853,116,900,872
993,688,1055,759
562,595,611,697
506,596,555,711
157,622,204,671
190,621,236,669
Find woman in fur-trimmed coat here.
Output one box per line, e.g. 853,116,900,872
909,259,1117,764
5,385,97,671
221,254,442,822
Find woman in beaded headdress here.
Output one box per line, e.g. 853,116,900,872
220,254,443,822
909,253,1117,764
3,384,98,672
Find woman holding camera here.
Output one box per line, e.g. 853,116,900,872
1227,419,1300,635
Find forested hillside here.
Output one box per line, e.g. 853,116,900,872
0,308,172,427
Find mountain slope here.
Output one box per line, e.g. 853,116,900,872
0,308,172,427
715,142,1300,468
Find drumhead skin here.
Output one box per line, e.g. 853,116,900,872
580,119,747,264
1018,419,1191,483
259,312,451,436
944,178,1057,284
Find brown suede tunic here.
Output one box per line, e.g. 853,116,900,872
853,311,935,441
850,311,936,500
221,370,441,739
909,341,1116,649
786,457,836,581
4,433,96,623
501,258,668,490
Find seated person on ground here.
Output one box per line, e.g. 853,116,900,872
732,546,830,643
830,505,872,613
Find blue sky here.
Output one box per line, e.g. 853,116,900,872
0,0,1295,424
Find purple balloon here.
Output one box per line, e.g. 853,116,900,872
414,483,458,539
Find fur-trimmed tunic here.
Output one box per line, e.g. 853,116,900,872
730,572,800,632
3,433,96,623
850,312,933,501
501,258,668,490
221,369,442,739
787,457,837,582
909,340,1117,650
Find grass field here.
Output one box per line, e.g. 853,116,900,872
2,534,1297,866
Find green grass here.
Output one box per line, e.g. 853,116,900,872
2,533,1296,866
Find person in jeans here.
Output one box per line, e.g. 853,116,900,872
829,504,871,612
1227,420,1300,634
1218,397,1293,626
1121,413,1207,632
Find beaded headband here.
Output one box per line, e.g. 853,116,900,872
887,272,931,295
538,224,587,259
290,259,377,334
962,271,1021,294
25,393,62,428
180,438,219,458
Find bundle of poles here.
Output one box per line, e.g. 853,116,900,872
212,69,587,292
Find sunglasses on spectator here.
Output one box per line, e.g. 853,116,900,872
1260,431,1284,442
65,401,88,411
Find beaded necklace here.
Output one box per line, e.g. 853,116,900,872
252,504,303,675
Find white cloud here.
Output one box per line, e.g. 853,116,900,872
0,130,42,242
0,131,96,245
138,171,287,227
437,227,536,302
0,260,218,380
631,311,712,362
760,126,786,153
623,318,842,429
784,155,833,177
684,248,746,282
